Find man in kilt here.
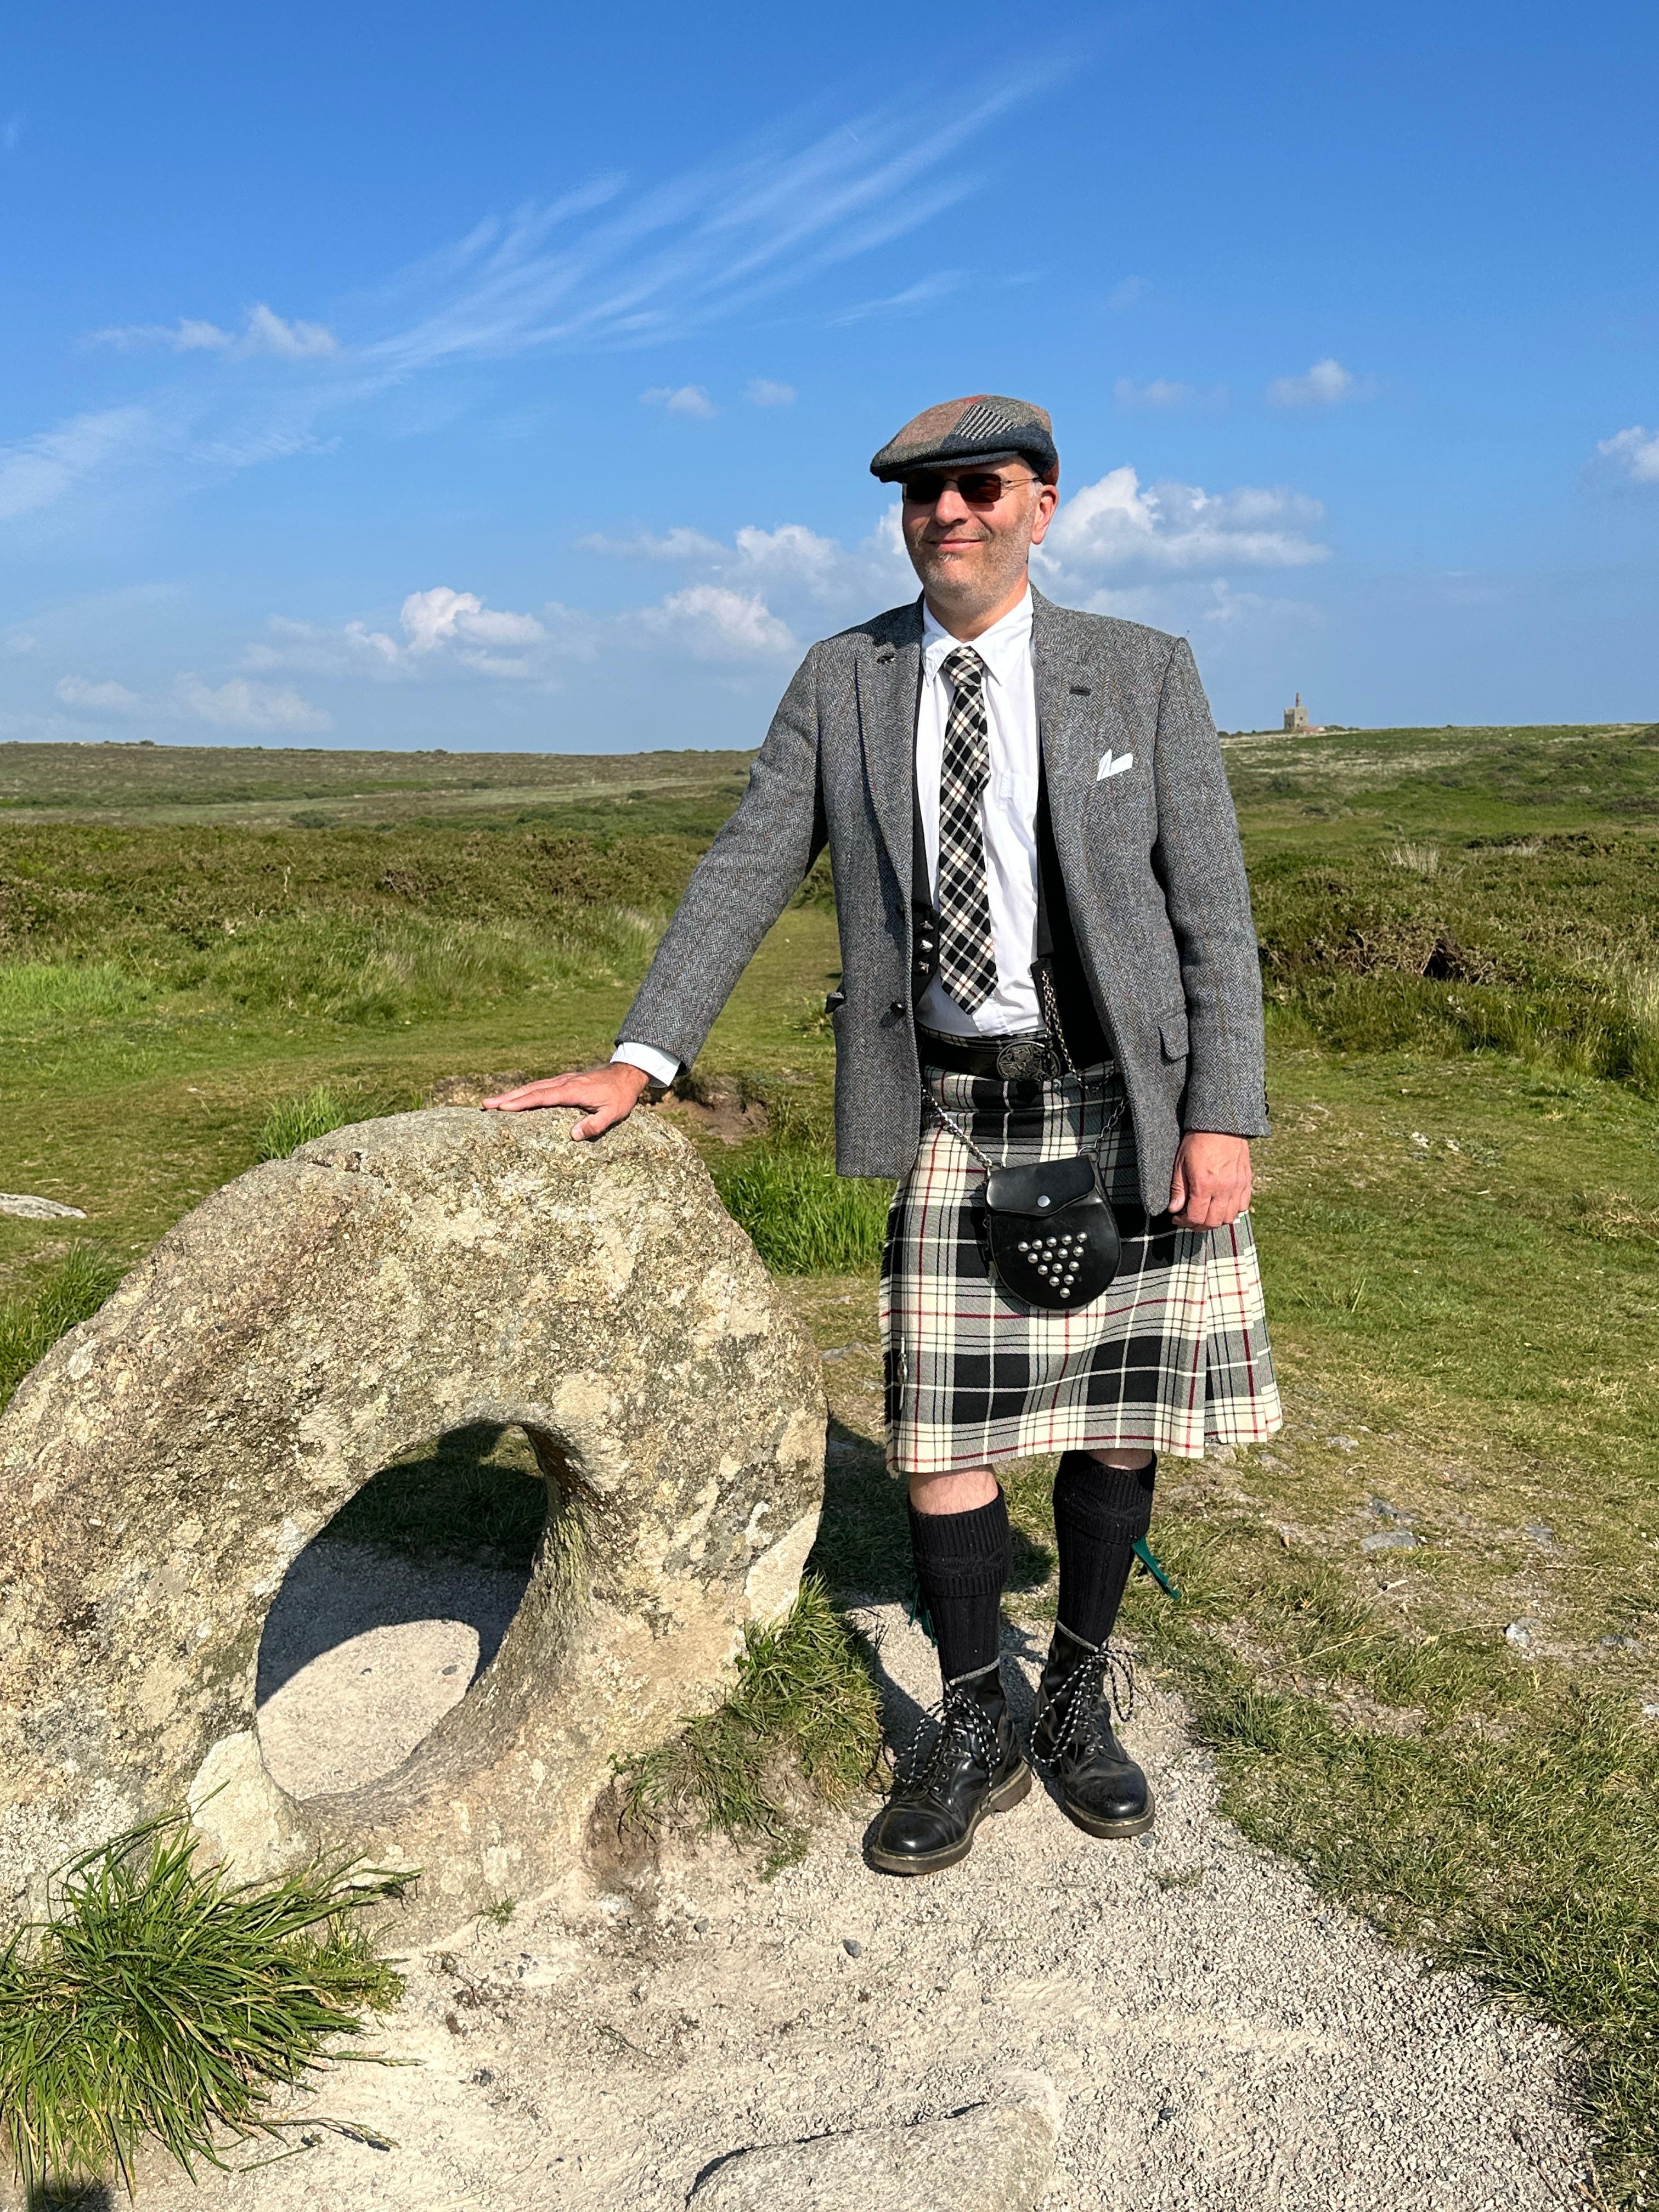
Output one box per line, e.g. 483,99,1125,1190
489,394,1282,1875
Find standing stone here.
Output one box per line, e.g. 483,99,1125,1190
0,1108,824,1938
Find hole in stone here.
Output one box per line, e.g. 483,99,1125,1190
256,1422,550,1801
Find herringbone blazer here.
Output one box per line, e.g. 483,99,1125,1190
619,588,1268,1210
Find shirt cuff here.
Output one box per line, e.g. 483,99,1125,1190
612,1041,679,1088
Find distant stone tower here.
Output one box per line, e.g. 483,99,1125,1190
1283,691,1310,733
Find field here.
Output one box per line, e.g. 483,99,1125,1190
3,719,1658,2201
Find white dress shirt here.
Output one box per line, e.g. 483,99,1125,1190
613,587,1043,1086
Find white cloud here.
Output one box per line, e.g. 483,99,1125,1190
641,383,717,418
1108,276,1150,309
1036,466,1329,581
2,115,22,156
1267,357,1361,407
175,676,332,732
1113,377,1227,410
1596,425,1659,484
55,675,143,712
88,304,337,358
241,303,337,359
746,379,796,407
646,585,795,660
399,586,546,655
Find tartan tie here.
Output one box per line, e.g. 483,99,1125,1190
935,645,999,1014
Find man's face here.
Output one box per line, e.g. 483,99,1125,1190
899,461,1059,612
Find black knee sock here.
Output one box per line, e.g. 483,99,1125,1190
907,1489,1010,1685
1052,1450,1156,1647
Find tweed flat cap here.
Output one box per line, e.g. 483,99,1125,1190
869,393,1058,483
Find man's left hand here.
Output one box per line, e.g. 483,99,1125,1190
1168,1132,1252,1230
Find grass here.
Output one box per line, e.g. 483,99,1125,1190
0,1820,408,2199
0,1248,123,1413
616,1578,884,1851
255,1086,354,1160
714,1150,893,1273
2,723,1657,2198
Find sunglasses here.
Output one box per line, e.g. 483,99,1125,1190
899,467,1040,508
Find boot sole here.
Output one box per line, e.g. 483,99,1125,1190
867,1760,1034,1876
1057,1785,1156,1840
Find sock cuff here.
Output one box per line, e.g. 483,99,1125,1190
908,1488,1011,1591
1053,1451,1155,1542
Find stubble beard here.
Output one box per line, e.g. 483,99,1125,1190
910,524,1034,629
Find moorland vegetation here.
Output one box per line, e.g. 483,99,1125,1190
1,719,1657,2202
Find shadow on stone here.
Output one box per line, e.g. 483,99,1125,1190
254,1425,550,1800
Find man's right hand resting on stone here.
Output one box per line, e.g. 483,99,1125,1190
483,1064,651,1142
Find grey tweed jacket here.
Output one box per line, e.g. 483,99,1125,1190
619,588,1268,1210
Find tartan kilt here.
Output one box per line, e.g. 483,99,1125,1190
879,1060,1283,1476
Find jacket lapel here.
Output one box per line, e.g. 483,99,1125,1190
856,599,923,886
1030,588,1101,877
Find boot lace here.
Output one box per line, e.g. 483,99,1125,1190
895,1677,1000,1797
1043,1639,1136,1763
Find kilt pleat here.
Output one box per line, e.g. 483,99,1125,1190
879,1062,1283,1475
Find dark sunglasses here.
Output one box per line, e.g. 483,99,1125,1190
899,467,1039,507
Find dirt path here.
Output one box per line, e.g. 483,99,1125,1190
114,1596,1590,2212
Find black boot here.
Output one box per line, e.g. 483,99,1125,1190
868,1660,1031,1876
1030,1624,1154,1838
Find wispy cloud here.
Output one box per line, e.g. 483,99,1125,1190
1267,357,1368,407
830,271,962,325
746,378,796,407
53,670,331,732
1,114,21,156
1107,275,1150,310
642,383,717,418
1596,425,1659,484
21,75,1051,538
88,304,337,358
0,408,153,523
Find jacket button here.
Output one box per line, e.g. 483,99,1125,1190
889,999,907,1017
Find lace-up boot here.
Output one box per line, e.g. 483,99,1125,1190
868,1659,1031,1875
1030,1623,1154,1838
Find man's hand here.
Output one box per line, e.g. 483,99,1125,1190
1168,1131,1252,1231
482,1063,652,1142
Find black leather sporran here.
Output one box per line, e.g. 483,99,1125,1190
980,1152,1122,1310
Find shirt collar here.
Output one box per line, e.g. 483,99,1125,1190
921,588,1033,687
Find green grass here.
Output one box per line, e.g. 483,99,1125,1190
617,1578,884,1848
715,1150,893,1273
255,1086,354,1160
0,1248,124,1413
0,1821,408,2199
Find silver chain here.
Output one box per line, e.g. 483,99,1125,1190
924,1061,1125,1178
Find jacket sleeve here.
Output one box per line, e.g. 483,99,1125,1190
616,645,826,1071
1150,637,1269,1137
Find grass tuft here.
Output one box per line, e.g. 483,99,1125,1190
618,1578,883,1841
0,1247,125,1414
255,1086,354,1160
0,1820,409,2199
715,1149,892,1274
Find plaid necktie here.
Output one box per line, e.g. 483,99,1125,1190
934,645,999,1014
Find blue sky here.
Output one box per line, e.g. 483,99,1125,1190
2,0,1656,751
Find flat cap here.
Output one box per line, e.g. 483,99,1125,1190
869,393,1058,483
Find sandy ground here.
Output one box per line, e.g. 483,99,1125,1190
95,1560,1594,2212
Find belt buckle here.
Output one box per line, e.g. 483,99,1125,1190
995,1038,1050,1080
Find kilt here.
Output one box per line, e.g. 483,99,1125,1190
880,1060,1283,1476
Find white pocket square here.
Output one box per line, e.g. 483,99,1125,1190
1096,750,1133,780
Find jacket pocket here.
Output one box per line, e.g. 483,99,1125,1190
1159,1007,1189,1060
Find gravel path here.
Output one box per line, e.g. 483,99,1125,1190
105,1592,1592,2212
